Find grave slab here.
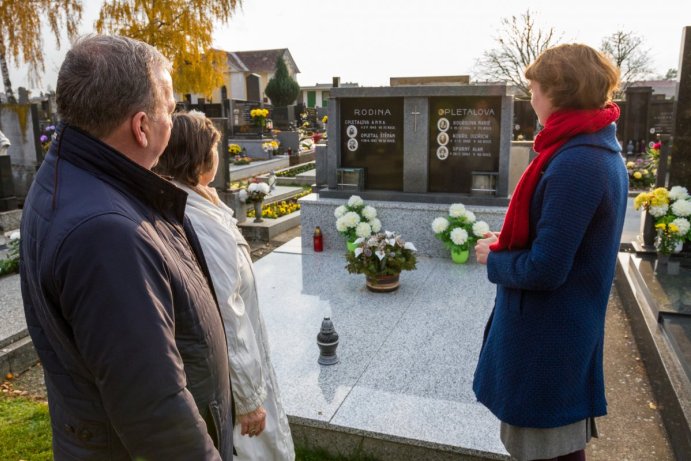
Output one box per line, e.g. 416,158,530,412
254,240,509,460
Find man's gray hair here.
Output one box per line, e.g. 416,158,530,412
56,35,172,138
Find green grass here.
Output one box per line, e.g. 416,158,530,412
0,394,378,460
0,394,53,460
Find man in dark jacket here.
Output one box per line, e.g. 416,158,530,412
20,35,233,460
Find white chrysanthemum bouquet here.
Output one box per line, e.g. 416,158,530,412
431,203,490,252
238,180,271,204
334,195,382,242
636,186,691,254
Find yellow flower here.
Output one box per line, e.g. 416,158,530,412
655,223,666,231
669,223,680,233
641,169,648,175
626,161,635,168
653,187,669,200
633,192,646,210
633,172,642,179
322,115,328,123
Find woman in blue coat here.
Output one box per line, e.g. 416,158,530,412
473,44,628,461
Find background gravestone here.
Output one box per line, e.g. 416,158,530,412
246,74,261,103
0,104,42,201
623,86,653,153
17,88,29,105
669,26,691,187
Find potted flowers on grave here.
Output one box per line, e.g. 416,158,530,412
239,179,271,223
250,108,270,132
334,195,382,251
634,186,691,260
345,231,417,293
262,140,280,156
431,203,490,264
625,157,656,190
228,143,243,157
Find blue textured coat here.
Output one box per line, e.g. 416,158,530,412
472,124,628,428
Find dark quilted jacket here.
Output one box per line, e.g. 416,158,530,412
20,124,233,460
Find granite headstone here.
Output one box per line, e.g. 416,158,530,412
669,26,691,188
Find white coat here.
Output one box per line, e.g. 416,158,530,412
178,183,295,461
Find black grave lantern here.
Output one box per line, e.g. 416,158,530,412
317,317,339,365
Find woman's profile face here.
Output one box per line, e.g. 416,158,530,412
198,144,219,186
529,81,556,126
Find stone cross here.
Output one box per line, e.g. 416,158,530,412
411,107,421,132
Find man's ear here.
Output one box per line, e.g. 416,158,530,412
131,111,148,148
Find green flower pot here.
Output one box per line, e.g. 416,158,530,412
451,248,469,264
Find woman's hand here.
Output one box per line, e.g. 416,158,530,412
475,232,499,265
238,406,267,437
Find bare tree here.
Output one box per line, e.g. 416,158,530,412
664,68,678,80
474,10,562,98
600,30,653,90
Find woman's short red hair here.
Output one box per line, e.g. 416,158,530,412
525,44,620,110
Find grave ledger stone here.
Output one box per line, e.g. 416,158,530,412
322,84,512,204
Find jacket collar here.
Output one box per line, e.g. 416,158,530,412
54,123,188,222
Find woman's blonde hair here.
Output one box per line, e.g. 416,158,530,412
155,110,220,186
525,44,620,110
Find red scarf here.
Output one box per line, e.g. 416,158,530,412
490,102,620,252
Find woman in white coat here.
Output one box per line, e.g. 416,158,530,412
155,110,295,461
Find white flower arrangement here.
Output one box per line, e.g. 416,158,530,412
345,230,417,277
335,195,382,242
362,205,377,220
671,199,691,217
240,180,270,203
449,203,466,218
636,186,691,253
348,195,364,207
431,217,449,233
668,186,689,202
450,227,469,246
431,202,490,252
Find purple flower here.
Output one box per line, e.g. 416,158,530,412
40,135,48,143
47,125,55,131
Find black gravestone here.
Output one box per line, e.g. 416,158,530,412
624,86,652,148
650,97,674,136
428,96,502,193
340,97,404,191
670,26,691,188
247,74,261,103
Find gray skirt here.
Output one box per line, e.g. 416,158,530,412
500,418,598,461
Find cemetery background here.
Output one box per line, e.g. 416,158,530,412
1,9,690,459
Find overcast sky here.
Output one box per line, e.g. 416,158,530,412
6,0,690,92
